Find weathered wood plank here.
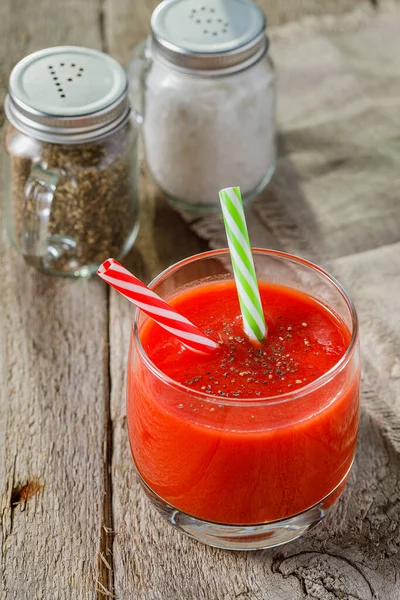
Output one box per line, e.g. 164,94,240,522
0,2,110,599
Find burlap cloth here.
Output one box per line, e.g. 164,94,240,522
186,2,400,261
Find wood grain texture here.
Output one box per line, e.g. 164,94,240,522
0,246,109,600
0,2,110,599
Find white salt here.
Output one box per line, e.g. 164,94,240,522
142,56,276,209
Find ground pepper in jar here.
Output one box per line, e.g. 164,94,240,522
5,122,138,275
3,46,139,277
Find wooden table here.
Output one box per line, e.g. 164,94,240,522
1,1,399,599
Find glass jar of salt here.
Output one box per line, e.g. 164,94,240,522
2,46,139,277
129,0,276,213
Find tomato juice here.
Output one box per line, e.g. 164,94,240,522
128,278,359,525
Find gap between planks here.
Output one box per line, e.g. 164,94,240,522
97,290,116,600
97,0,114,593
96,252,116,600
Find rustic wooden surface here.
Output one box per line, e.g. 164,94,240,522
0,2,110,600
1,0,400,599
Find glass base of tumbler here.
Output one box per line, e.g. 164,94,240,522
138,469,350,551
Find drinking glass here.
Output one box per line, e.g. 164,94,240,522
127,249,360,550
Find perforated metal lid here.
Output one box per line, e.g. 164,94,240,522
151,0,267,72
4,46,130,143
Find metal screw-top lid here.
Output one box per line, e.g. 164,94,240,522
4,46,130,144
151,0,267,72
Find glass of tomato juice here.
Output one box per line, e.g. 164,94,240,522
127,249,360,550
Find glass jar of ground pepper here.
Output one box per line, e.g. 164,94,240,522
3,46,139,277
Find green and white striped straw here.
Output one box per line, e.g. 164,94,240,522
219,186,267,343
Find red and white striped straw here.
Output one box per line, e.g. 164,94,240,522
98,259,218,354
